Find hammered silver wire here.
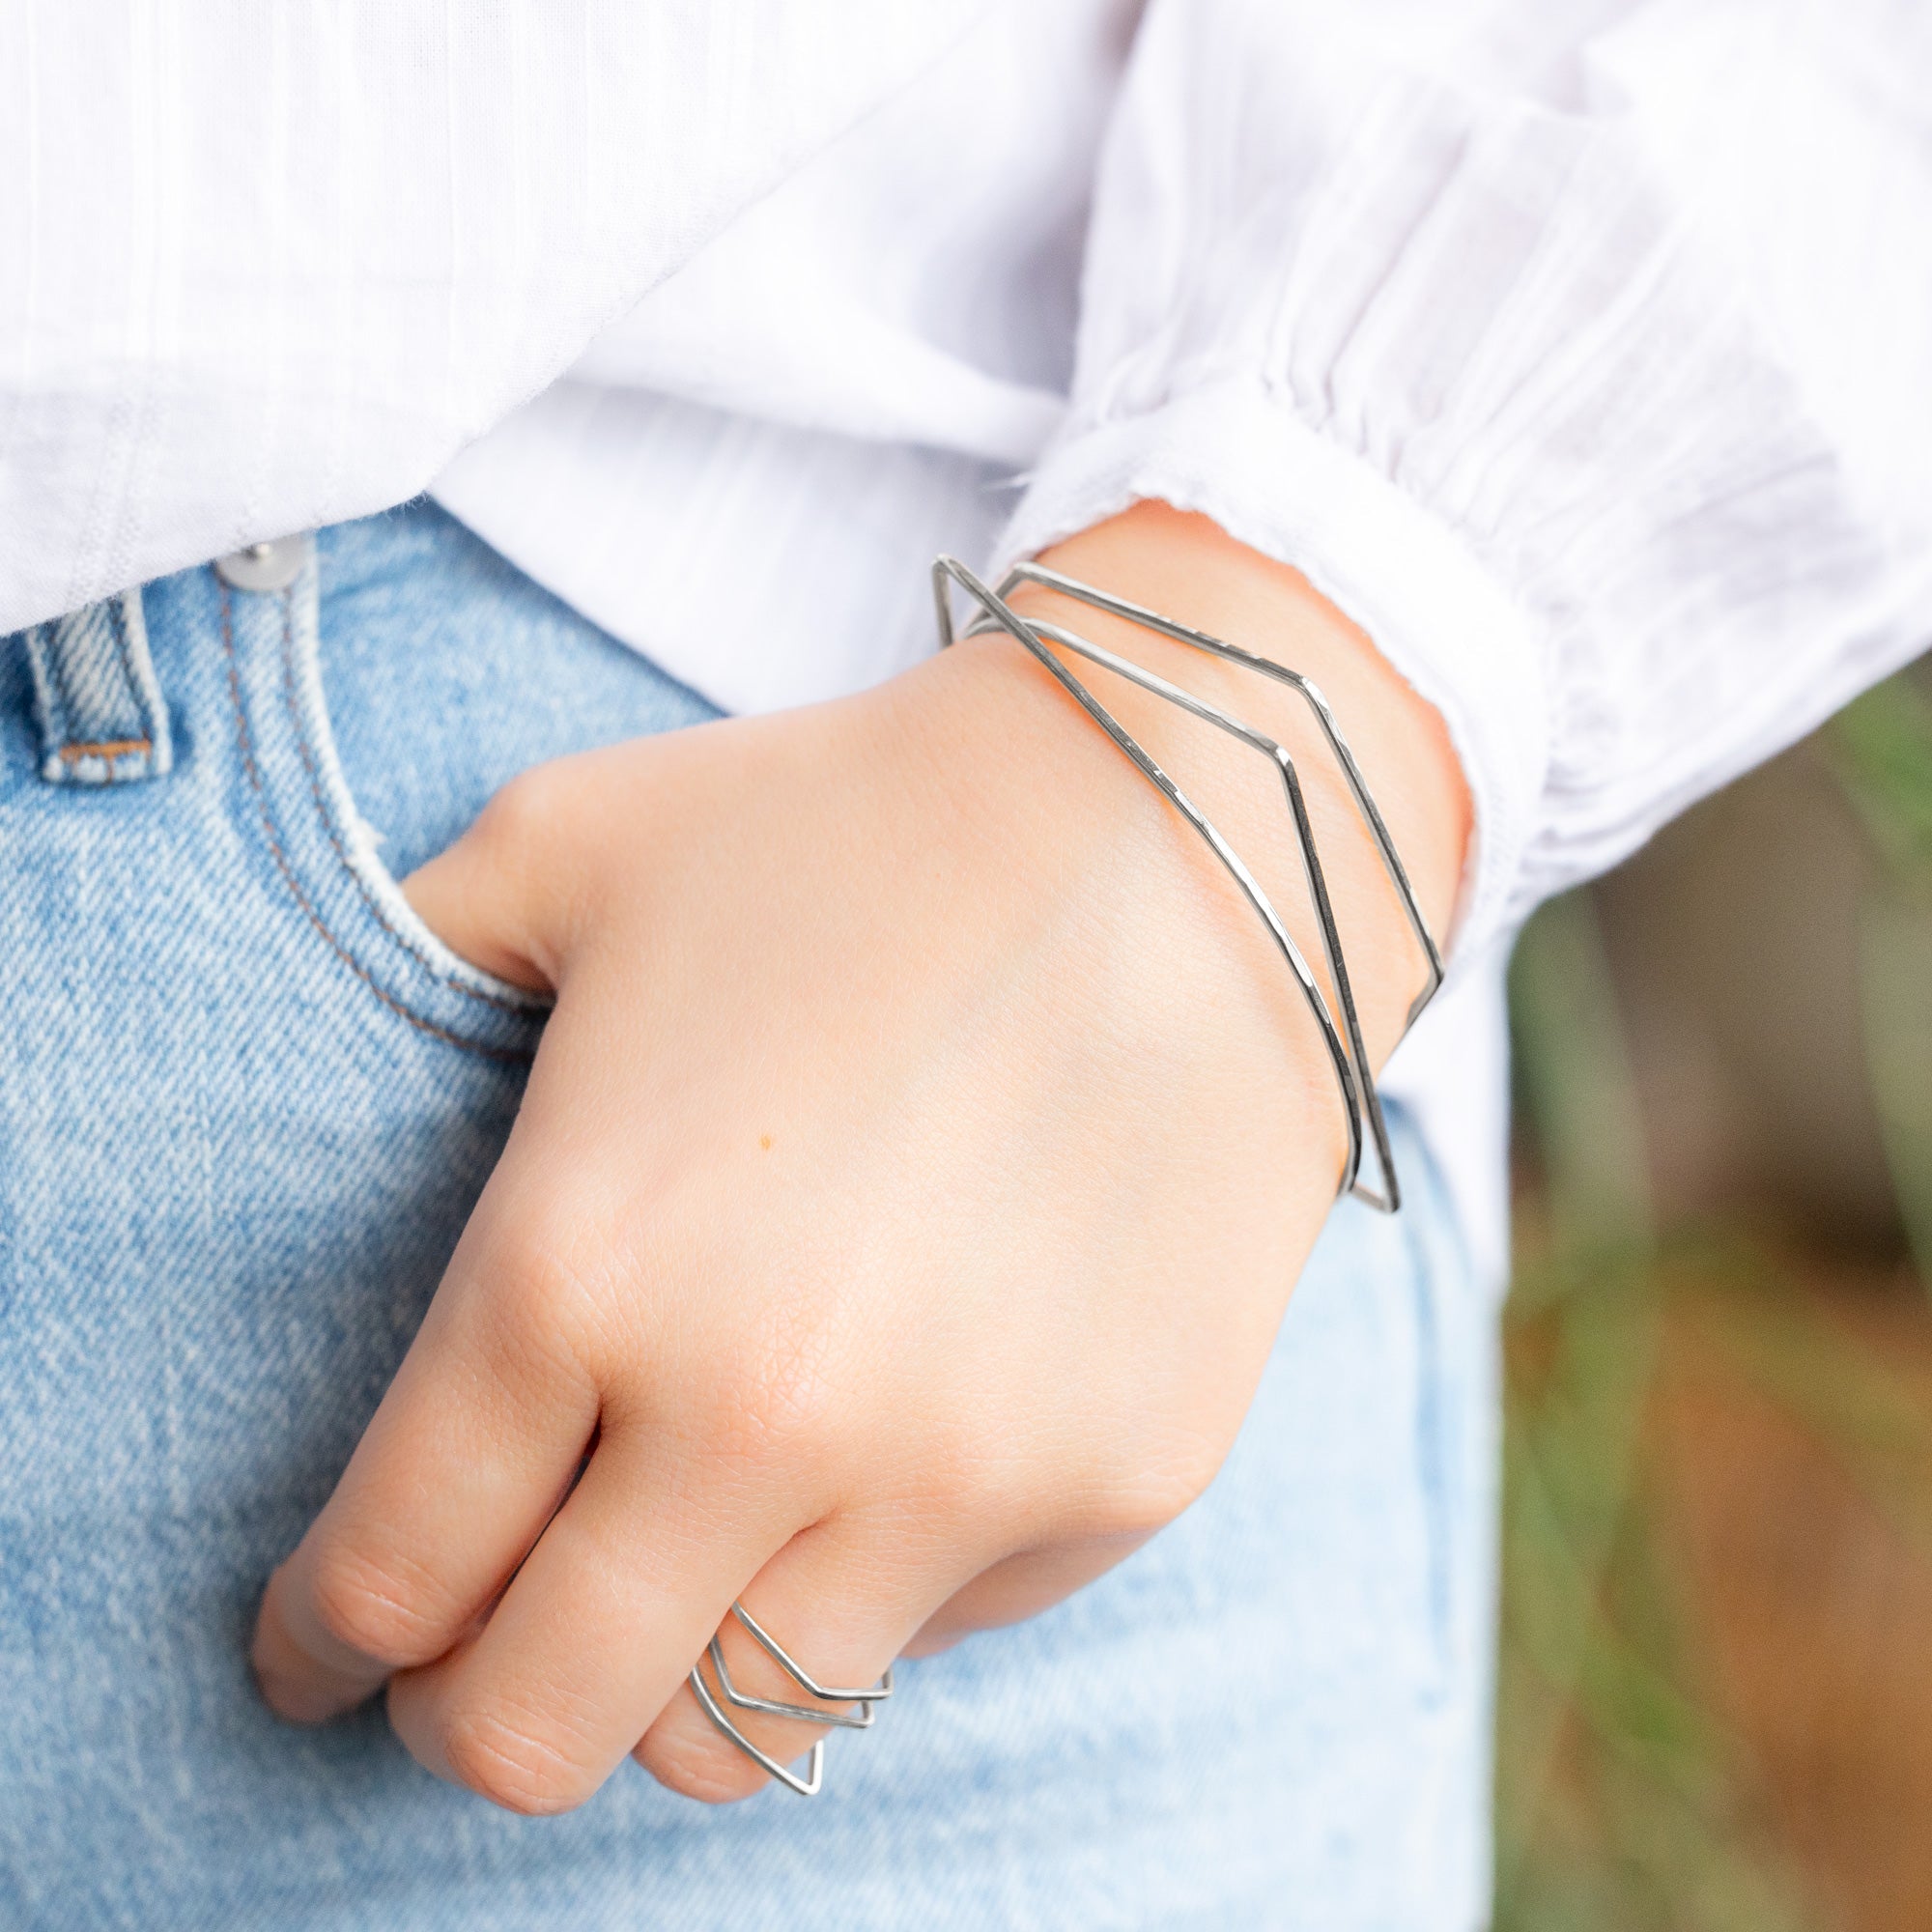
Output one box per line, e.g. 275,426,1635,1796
729,1603,895,1707
980,562,1445,1207
984,574,1441,1209
705,1636,878,1729
939,554,1443,1209
687,1601,895,1797
1022,612,1400,1205
933,555,1367,1200
998,562,1444,1033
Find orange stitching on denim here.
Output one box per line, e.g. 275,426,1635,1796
59,738,151,761
273,580,535,1016
218,581,534,1066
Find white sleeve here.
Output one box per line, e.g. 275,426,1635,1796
0,0,982,636
1003,0,1932,967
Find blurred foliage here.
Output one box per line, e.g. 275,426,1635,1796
1858,906,1932,1289
1830,670,1932,895
1833,666,1932,1288
1495,661,1932,1927
1495,893,1812,1932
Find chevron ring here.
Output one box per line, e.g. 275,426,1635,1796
687,1603,894,1798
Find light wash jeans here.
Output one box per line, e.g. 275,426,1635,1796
0,502,1497,1930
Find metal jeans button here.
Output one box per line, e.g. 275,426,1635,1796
213,535,306,593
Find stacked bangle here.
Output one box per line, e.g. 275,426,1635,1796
932,556,1442,1213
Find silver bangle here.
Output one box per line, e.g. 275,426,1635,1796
932,556,1442,1212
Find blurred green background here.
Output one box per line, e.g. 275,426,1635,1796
1495,658,1932,1932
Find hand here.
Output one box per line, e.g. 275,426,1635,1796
249,505,1469,1810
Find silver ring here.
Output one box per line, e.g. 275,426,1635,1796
687,1602,893,1798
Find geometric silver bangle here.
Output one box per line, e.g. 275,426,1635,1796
997,562,1445,1028
996,560,1444,1212
933,555,1443,1212
933,554,1366,1201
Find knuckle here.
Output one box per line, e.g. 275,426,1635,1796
690,1290,852,1475
475,762,566,869
701,1342,841,1473
1124,1463,1220,1536
308,1540,459,1671
488,1206,615,1375
1091,1434,1226,1540
441,1707,596,1817
917,1412,1010,1519
461,1184,641,1427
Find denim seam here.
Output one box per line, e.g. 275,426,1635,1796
272,584,536,1017
105,592,169,779
218,580,534,1065
93,595,148,781
21,625,70,753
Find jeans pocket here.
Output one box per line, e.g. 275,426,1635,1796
211,534,550,1065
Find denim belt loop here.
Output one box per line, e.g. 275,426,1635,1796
21,588,173,785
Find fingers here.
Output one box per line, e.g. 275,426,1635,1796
251,1179,606,1722
632,1513,972,1804
384,1417,800,1814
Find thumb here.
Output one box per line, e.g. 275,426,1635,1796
401,765,582,996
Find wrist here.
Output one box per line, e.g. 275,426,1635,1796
1000,504,1469,1069
873,503,1468,1207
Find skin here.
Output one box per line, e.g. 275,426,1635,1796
250,502,1471,1810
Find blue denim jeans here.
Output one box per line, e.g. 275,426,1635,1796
0,502,1496,1929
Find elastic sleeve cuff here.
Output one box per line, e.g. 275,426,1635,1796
997,375,1548,977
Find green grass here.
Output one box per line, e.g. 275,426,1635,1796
1495,894,1815,1932
1492,664,1932,1924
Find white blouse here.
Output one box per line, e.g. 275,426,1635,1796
6,0,1931,1271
